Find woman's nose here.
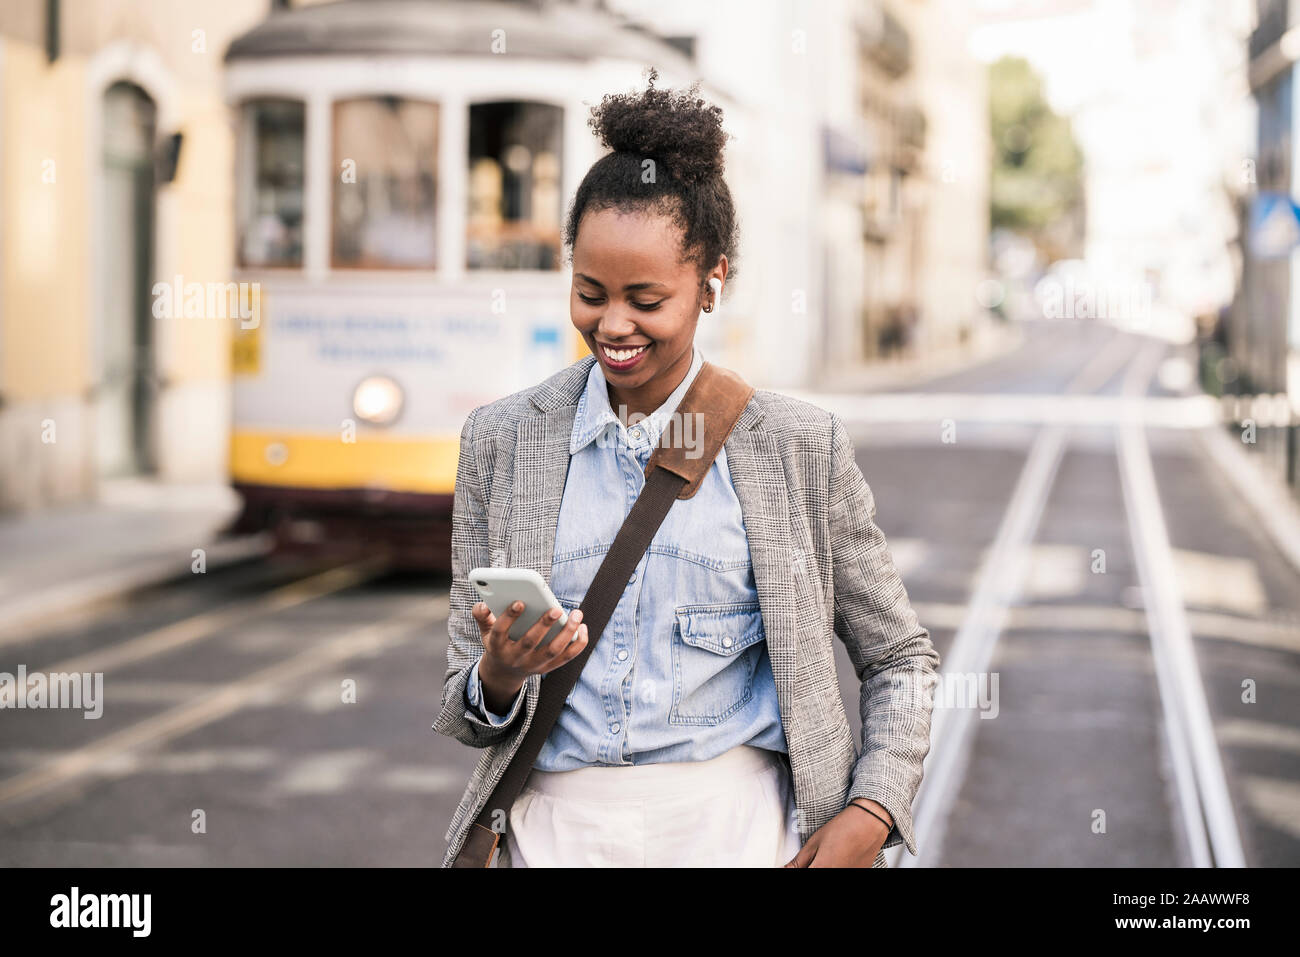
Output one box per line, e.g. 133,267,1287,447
597,305,642,338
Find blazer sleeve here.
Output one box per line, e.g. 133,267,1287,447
827,412,941,857
431,406,532,747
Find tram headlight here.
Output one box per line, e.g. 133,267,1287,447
352,375,404,426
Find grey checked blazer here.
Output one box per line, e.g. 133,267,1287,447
434,354,940,868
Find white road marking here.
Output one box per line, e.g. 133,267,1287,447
1170,549,1268,618
786,391,1220,428
0,595,447,819
909,601,1300,655
895,332,1136,867
918,542,1269,614
1217,720,1300,755
1,746,474,798
0,839,206,867
897,426,1066,867
377,766,467,795
1021,544,1090,600
0,747,278,774
273,750,376,795
0,560,385,697
1117,341,1247,867
65,680,237,706
1239,775,1300,841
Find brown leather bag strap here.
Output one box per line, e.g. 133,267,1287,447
449,360,755,867
641,361,755,499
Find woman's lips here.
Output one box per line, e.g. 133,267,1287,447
599,342,651,371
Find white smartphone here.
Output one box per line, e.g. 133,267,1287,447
468,567,572,647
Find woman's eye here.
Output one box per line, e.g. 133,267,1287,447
577,292,603,305
631,301,663,312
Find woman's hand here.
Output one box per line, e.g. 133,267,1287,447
783,799,892,868
473,601,588,714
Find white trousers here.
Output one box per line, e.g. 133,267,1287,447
497,745,804,867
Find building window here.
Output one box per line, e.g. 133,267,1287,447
332,96,439,270
237,98,304,268
467,101,563,270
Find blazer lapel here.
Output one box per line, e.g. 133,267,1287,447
722,403,797,728
507,356,594,581
508,406,576,584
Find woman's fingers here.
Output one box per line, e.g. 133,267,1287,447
785,836,816,868
511,605,559,652
471,602,496,640
487,601,559,658
474,601,589,677
480,600,527,655
539,609,585,663
560,623,589,664
536,624,588,675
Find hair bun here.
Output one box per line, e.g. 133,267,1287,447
588,68,728,187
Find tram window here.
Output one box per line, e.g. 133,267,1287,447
332,96,439,269
468,101,563,270
237,99,304,268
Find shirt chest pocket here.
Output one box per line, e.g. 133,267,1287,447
669,601,766,726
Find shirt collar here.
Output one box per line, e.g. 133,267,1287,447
570,344,705,455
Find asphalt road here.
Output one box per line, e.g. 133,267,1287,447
1,317,1296,866
824,318,1300,867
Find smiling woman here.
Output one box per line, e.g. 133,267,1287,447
436,70,939,870
563,69,738,422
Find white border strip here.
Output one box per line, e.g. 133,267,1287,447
1118,343,1246,867
894,333,1135,866
896,423,1068,867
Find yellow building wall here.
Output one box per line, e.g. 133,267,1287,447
167,85,235,384
2,39,89,400
0,0,268,507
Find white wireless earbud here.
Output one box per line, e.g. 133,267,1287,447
705,277,722,314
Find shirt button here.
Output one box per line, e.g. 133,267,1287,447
630,428,641,440
617,649,628,661
610,722,621,734
722,636,733,648
628,572,637,584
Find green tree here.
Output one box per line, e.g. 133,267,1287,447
989,56,1084,251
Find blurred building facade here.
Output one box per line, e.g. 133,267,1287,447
1244,0,1300,491
0,0,269,510
908,0,993,361
0,0,992,514
971,0,1253,335
606,0,991,385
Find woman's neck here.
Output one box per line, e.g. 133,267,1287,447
606,350,693,426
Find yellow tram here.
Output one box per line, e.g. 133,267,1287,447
221,0,701,569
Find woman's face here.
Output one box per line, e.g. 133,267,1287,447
570,207,725,406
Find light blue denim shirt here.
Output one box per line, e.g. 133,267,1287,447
464,344,788,768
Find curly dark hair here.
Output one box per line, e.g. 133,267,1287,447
562,68,739,291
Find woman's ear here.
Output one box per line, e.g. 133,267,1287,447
702,276,722,314
703,257,728,313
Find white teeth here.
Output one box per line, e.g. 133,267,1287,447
603,344,648,362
